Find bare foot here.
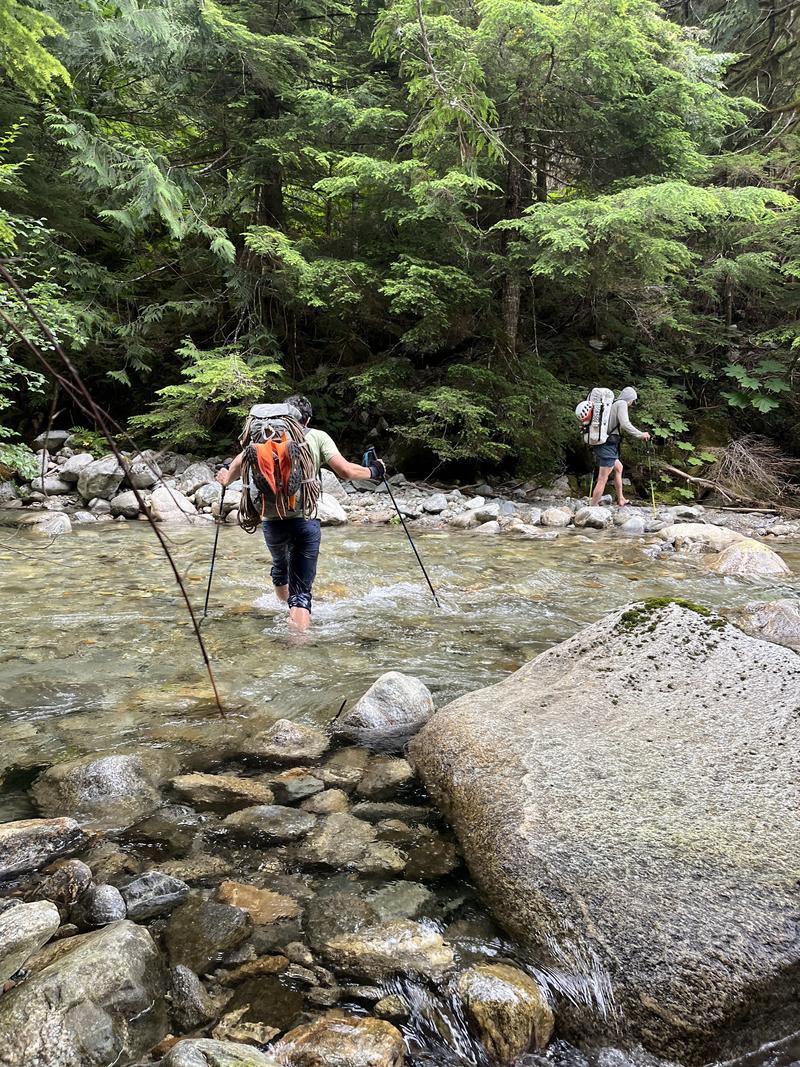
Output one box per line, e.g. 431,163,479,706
617,499,629,507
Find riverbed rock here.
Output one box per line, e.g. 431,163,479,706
294,813,404,875
37,858,93,904
735,598,800,652
272,1012,405,1067
449,511,480,530
0,818,87,880
121,870,190,920
0,920,166,1066
126,451,162,489
474,520,500,535
409,600,800,1063
171,772,274,810
335,672,435,749
72,883,127,927
318,747,370,792
149,484,198,523
246,719,330,763
109,488,143,518
269,768,324,804
318,493,348,525
222,805,315,844
171,964,220,1032
179,462,215,495
32,751,174,831
163,1039,280,1066
573,505,612,529
321,469,349,501
423,493,448,514
300,788,349,815
217,881,301,924
356,756,414,800
166,896,253,973
658,521,744,552
195,482,223,509
458,963,554,1064
620,516,645,535
540,507,572,527
705,537,791,579
0,900,60,981
30,474,73,495
71,509,97,524
33,429,72,451
21,510,72,536
77,454,124,500
59,452,94,481
320,919,454,981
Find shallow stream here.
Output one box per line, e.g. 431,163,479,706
1,520,798,1066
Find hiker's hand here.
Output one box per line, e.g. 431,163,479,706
368,457,386,481
642,432,651,442
216,468,231,487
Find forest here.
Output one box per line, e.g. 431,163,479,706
0,0,798,493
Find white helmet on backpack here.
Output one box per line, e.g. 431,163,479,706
575,399,593,425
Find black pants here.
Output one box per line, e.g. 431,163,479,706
261,518,321,612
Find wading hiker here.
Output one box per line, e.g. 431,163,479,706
216,394,385,633
577,386,650,506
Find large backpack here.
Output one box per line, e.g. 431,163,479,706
237,403,320,531
575,387,615,446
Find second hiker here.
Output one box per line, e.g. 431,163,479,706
589,386,650,506
216,394,385,632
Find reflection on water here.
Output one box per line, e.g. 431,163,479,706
1,522,797,789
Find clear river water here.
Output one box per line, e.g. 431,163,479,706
1,519,798,1067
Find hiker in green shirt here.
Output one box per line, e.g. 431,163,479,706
217,395,384,633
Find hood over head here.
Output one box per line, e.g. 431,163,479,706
618,387,637,404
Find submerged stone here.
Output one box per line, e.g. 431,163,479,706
320,918,454,981
272,1012,405,1067
705,537,791,578
410,601,800,1063
166,896,253,973
0,818,87,880
335,672,435,749
458,962,554,1064
162,1039,280,1066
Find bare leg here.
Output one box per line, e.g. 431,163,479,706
591,466,612,506
275,585,289,604
613,460,627,506
288,606,311,632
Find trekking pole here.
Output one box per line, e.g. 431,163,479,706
646,441,657,518
364,448,442,610
202,466,229,620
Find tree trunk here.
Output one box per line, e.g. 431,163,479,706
500,133,526,356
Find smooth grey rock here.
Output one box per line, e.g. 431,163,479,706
20,511,72,536
171,965,219,1033
149,484,198,523
735,599,800,652
321,469,348,502
121,870,190,920
156,451,190,477
126,451,161,489
37,859,92,904
59,452,94,481
178,462,215,495
72,884,126,928
108,489,141,518
0,921,167,1066
423,493,448,514
573,506,612,529
245,719,330,763
89,497,112,513
335,671,435,748
166,896,253,973
318,492,348,526
33,429,71,450
195,482,222,509
540,507,572,528
357,756,414,800
620,516,645,535
449,511,479,530
71,509,97,524
0,818,86,880
163,1039,280,1066
269,768,324,805
474,520,501,535
526,507,543,525
300,788,349,815
32,751,174,832
77,454,124,500
410,601,800,1063
30,474,73,495
705,538,790,579
0,481,19,503
658,522,744,553
222,805,315,844
0,900,60,981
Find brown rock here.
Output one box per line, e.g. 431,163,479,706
217,881,301,925
171,772,274,809
272,1011,405,1067
218,954,289,986
300,789,349,815
356,757,413,801
246,719,330,763
458,962,554,1063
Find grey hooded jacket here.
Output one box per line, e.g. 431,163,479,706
607,387,647,440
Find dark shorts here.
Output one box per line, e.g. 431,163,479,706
262,518,321,612
592,435,621,468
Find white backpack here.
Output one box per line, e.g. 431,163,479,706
575,388,615,445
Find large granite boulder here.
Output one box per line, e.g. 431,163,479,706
0,920,167,1066
0,900,60,982
317,493,348,526
32,751,175,831
149,484,198,523
735,598,800,652
410,600,800,1064
77,455,124,501
658,522,744,553
705,537,791,579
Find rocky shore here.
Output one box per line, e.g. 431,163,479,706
2,433,799,558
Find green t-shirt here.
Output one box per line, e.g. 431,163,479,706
261,427,340,521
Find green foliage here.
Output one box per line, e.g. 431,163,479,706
0,427,37,478
0,0,70,101
721,359,791,414
129,339,285,447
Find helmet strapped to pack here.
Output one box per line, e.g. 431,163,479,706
237,404,321,531
576,388,615,446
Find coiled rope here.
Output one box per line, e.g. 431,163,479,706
238,415,321,532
